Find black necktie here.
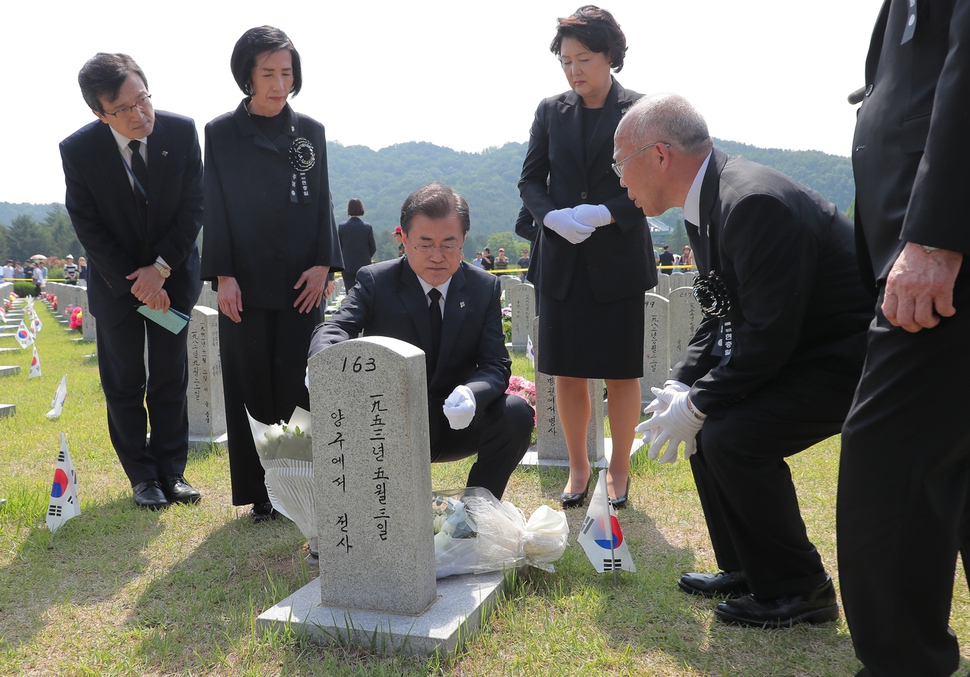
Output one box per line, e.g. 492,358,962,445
127,140,148,227
428,288,443,369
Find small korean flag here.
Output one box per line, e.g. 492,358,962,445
28,345,42,379
16,320,32,349
46,375,68,419
577,471,636,574
526,335,535,370
46,433,81,532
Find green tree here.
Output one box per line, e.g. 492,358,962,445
44,205,83,260
486,232,529,263
7,214,51,263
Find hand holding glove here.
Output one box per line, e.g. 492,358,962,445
572,204,612,228
443,385,476,430
543,208,595,245
635,389,705,464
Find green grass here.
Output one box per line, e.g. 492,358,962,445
1,301,969,676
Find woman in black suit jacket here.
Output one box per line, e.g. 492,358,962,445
337,198,377,290
519,6,656,509
201,26,342,521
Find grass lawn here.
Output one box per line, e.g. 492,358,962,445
1,298,969,676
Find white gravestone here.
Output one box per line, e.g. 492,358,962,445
186,306,227,441
533,317,605,464
310,336,436,615
509,283,535,351
640,293,670,403
668,288,703,370
655,272,671,298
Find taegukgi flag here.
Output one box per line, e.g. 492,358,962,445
28,345,41,379
577,470,636,573
46,433,81,532
526,334,535,370
16,320,32,349
46,374,68,419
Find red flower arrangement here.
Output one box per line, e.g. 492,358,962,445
69,307,83,331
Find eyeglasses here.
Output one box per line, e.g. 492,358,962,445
410,243,463,255
104,94,153,119
612,141,671,178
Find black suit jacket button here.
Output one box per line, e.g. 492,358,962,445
580,191,588,199
865,84,873,97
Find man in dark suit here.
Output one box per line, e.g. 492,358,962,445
839,4,970,675
60,53,203,509
308,183,533,499
337,198,377,291
658,246,675,269
616,94,873,627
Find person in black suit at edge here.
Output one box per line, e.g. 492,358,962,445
337,198,377,291
617,93,873,628
201,26,342,522
518,5,655,510
658,245,675,270
308,183,533,500
60,53,203,509
839,3,970,675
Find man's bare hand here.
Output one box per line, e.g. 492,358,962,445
883,242,962,332
217,275,244,323
126,265,165,304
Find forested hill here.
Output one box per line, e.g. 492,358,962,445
712,138,854,211
2,138,853,262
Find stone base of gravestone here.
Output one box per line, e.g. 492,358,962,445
0,404,15,418
257,569,509,656
0,366,21,378
0,347,18,354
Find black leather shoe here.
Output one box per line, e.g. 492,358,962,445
133,479,169,510
251,501,279,523
678,570,749,598
610,477,631,509
714,577,839,628
161,474,201,504
561,472,593,509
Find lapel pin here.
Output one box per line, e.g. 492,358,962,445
459,301,465,308
161,151,168,157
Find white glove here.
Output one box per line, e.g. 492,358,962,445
643,380,690,415
443,385,476,430
543,208,595,245
572,204,612,228
635,389,705,464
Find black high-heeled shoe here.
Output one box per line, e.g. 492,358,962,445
561,471,593,509
610,477,631,509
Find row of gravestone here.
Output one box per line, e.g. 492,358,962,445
0,282,22,416
505,278,703,406
44,281,228,444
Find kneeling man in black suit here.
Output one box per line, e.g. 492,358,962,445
308,183,533,499
616,94,873,628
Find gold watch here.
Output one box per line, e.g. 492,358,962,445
153,261,171,278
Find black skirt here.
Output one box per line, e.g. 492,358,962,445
537,251,644,379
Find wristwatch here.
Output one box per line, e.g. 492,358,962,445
153,261,171,278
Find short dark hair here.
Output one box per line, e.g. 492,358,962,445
78,53,148,113
550,5,627,72
347,198,364,217
231,26,303,97
400,183,470,235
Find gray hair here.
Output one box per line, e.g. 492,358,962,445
618,93,713,157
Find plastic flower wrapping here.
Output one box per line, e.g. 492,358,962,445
248,406,317,554
432,487,569,579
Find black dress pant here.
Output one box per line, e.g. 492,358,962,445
690,363,859,598
430,393,533,500
96,310,190,485
839,281,970,677
219,304,322,506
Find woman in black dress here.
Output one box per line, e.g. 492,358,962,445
519,6,656,508
201,26,342,521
